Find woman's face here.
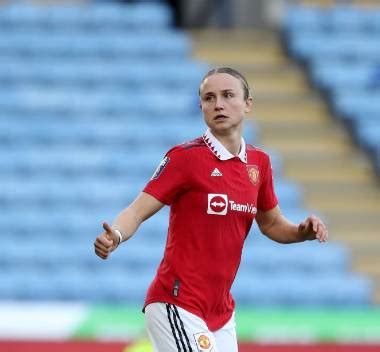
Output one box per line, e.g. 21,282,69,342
199,73,252,135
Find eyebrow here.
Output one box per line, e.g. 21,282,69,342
202,89,235,96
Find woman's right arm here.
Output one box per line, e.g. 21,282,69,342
94,192,165,260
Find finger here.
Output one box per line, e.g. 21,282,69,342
103,222,113,234
95,249,109,260
319,221,328,237
94,242,110,257
310,217,318,233
94,241,112,254
316,223,328,242
95,247,108,258
298,220,307,232
96,234,113,248
320,227,328,242
315,223,323,242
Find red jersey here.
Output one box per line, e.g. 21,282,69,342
143,129,278,331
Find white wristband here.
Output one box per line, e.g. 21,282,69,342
114,229,123,246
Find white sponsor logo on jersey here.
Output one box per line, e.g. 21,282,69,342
207,194,257,216
207,194,228,215
229,200,257,214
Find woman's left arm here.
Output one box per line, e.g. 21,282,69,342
255,205,328,244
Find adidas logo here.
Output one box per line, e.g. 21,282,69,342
211,168,223,177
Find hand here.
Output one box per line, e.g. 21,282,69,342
298,215,328,243
94,222,120,260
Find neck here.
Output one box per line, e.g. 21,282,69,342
212,129,242,156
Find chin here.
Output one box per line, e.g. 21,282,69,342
211,125,232,135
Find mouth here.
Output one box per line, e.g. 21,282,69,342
214,114,229,120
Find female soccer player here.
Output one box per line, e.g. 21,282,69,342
94,67,328,352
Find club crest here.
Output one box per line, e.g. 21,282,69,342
194,332,213,351
247,165,259,186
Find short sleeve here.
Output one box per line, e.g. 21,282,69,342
143,148,189,205
257,156,278,211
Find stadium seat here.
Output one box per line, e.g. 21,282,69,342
232,272,372,305
284,3,380,180
0,2,172,29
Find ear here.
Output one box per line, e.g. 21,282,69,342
244,97,253,113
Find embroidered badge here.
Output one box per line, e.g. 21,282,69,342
194,332,213,351
247,165,260,185
151,156,169,180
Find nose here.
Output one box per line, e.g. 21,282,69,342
214,96,224,110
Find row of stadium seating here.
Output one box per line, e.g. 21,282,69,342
0,266,370,305
0,93,200,115
0,32,191,59
285,5,380,33
0,1,372,306
0,62,204,86
287,34,380,62
284,5,380,176
0,2,171,29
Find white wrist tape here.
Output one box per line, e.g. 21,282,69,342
114,229,123,245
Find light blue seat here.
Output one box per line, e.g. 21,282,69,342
0,31,191,59
0,269,55,300
240,242,349,274
0,60,205,87
284,6,325,33
110,240,164,270
356,122,380,151
327,7,373,33
232,272,372,305
311,62,374,91
334,92,380,119
0,3,171,29
285,6,380,35
0,89,199,117
275,180,304,209
0,117,206,148
0,208,109,239
288,33,380,62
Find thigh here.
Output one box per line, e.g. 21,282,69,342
213,312,238,352
145,302,218,352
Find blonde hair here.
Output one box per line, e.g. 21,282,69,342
199,67,252,100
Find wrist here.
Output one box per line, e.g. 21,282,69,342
113,229,123,246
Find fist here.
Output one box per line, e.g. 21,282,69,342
298,215,328,243
94,222,119,260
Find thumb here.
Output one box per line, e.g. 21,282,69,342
103,222,113,234
102,222,116,243
298,220,307,232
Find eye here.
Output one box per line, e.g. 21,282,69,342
204,95,214,102
224,92,234,98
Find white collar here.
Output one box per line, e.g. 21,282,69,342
202,129,247,163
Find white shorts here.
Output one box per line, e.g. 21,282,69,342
144,303,238,352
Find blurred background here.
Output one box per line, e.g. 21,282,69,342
0,0,379,351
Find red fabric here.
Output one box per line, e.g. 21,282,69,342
0,340,127,352
143,137,278,331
